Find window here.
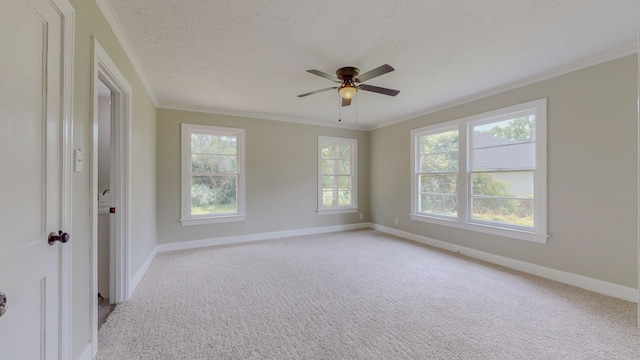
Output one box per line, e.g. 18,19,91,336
181,124,245,226
318,136,358,214
410,99,547,243
416,127,459,217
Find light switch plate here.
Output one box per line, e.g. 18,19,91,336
74,149,83,172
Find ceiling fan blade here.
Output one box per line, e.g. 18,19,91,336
360,84,400,97
342,98,352,107
357,64,395,82
297,87,338,97
307,70,341,83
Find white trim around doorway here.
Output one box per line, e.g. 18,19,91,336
90,37,133,358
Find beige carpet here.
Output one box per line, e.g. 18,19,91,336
97,230,640,359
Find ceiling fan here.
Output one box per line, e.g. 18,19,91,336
298,64,400,106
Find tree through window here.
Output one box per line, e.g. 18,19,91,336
410,99,547,243
318,136,358,214
181,124,245,225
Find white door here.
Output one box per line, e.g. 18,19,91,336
0,0,66,358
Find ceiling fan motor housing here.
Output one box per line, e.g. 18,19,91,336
336,67,360,81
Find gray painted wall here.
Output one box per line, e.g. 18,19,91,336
69,0,158,357
370,55,638,288
156,109,370,244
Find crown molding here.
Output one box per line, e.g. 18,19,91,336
370,42,638,131
157,102,369,131
94,0,158,105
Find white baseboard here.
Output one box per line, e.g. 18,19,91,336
372,224,638,303
77,342,92,360
157,222,372,253
129,247,157,298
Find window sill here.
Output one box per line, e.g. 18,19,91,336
410,214,548,244
317,208,358,215
180,215,246,226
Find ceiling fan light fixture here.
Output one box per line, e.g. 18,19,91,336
338,82,358,99
300,64,398,106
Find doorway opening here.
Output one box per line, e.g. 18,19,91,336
97,78,115,328
91,38,133,356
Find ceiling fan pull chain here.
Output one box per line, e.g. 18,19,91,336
338,95,342,122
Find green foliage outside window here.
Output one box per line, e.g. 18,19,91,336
190,133,238,215
419,130,458,216
420,118,535,227
471,173,533,227
322,143,352,207
471,116,536,227
479,116,535,141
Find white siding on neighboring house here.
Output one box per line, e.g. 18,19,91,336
492,171,533,198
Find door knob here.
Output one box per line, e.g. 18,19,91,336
48,230,70,245
0,292,6,317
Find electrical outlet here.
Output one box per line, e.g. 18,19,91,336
359,213,363,220
394,218,399,226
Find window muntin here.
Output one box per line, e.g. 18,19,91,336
181,124,245,225
410,99,547,243
318,136,357,214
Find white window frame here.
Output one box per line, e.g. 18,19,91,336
410,99,548,243
317,136,358,215
181,123,246,226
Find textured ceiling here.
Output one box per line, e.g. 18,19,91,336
105,0,640,129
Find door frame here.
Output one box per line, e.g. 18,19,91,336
637,33,639,327
90,38,132,356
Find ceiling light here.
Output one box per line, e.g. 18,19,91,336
338,82,358,100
